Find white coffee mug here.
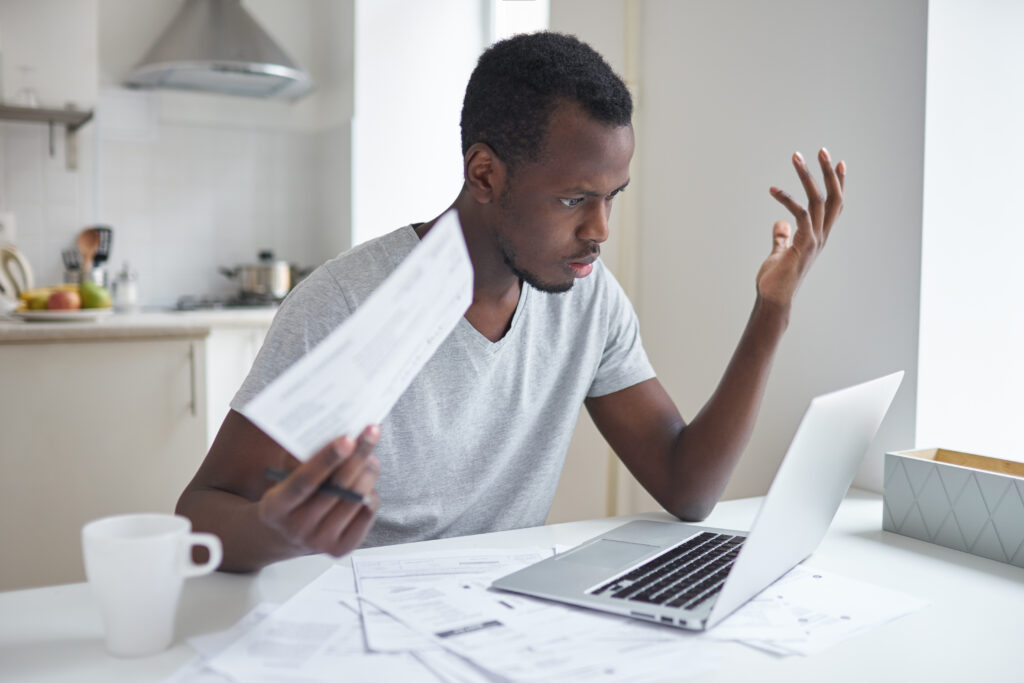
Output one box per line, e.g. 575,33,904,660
81,513,222,657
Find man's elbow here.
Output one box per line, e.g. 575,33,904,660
667,497,717,523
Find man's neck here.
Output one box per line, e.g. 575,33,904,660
418,192,522,341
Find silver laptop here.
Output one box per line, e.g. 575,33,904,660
492,371,904,631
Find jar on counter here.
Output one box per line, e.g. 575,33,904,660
112,262,139,312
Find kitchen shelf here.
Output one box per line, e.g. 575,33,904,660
0,103,94,171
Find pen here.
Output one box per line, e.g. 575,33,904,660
263,467,372,506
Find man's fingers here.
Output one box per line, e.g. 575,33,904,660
768,186,814,250
818,148,841,199
311,472,380,555
837,160,846,192
260,431,369,526
323,497,380,557
352,425,380,461
328,426,381,490
771,221,792,253
263,437,355,516
792,151,824,228
818,149,845,237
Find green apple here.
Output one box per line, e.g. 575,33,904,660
79,282,112,309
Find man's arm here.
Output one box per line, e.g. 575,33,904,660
175,410,381,572
587,149,845,520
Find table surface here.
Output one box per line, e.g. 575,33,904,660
2,489,1023,682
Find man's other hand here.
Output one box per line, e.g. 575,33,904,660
758,148,846,310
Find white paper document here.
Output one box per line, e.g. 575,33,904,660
706,565,929,656
165,603,279,683
354,549,717,682
206,565,445,682
170,551,926,682
353,548,555,655
241,210,473,460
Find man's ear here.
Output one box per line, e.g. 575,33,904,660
464,142,508,204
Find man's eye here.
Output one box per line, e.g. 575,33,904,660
560,197,584,208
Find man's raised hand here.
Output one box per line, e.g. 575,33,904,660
756,148,846,310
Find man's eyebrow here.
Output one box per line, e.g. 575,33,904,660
563,179,631,197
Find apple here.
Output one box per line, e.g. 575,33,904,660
47,289,81,310
80,282,111,309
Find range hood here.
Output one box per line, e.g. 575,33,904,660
125,0,314,101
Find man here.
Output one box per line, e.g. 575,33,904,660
177,32,844,573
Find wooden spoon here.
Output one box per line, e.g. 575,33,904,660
77,227,100,284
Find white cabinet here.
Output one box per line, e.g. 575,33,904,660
204,326,268,450
0,310,275,591
0,335,208,591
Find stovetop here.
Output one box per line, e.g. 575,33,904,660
175,293,282,311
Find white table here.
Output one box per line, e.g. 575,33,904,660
2,490,1023,682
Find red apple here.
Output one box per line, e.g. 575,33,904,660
47,289,81,310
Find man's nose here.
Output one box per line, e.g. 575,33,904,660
578,202,610,244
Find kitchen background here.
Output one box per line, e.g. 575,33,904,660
1,0,1022,574
0,0,546,307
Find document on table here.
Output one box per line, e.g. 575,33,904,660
353,549,717,682
204,566,444,682
240,210,473,460
353,548,556,654
705,565,929,656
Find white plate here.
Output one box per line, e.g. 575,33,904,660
11,309,114,322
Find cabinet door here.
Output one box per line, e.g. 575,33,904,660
0,337,208,590
204,326,268,450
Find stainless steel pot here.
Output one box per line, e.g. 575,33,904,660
220,251,291,299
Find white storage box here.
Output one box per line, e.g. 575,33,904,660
883,448,1024,567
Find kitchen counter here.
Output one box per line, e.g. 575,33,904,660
1,307,279,590
0,308,278,343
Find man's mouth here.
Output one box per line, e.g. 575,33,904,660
567,252,598,278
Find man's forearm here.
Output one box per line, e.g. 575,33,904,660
176,488,305,573
665,299,789,520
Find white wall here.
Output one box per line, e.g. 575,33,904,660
639,0,926,499
551,0,927,511
918,0,1024,462
350,0,484,246
0,0,98,290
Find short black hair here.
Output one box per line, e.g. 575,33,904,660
460,32,633,172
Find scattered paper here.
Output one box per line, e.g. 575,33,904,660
354,549,716,682
705,565,929,655
165,603,278,682
240,210,473,460
168,552,927,683
205,566,443,682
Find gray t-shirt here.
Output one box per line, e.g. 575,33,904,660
232,226,655,547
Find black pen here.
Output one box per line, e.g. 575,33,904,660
264,467,372,506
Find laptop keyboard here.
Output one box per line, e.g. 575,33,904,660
589,532,744,610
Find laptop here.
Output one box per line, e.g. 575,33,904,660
492,371,904,631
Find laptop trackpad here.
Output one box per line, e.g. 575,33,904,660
558,539,659,570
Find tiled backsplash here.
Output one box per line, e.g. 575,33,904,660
1,92,338,308
0,120,94,291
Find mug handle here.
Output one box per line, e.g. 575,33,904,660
180,532,223,578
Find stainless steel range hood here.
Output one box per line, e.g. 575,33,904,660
125,0,314,101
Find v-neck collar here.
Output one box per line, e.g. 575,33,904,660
457,281,530,353
401,224,529,353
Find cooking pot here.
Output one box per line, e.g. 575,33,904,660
219,251,291,300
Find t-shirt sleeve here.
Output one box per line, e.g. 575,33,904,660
587,263,656,398
230,266,354,411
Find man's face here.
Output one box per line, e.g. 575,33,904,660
490,103,634,293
